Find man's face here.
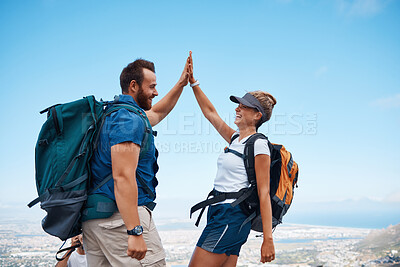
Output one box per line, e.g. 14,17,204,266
137,68,158,110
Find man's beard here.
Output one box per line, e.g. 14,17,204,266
137,86,152,110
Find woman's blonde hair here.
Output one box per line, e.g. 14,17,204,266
249,91,277,122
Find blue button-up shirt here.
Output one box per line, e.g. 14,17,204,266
90,94,158,206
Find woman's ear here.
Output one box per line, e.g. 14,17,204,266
255,111,262,122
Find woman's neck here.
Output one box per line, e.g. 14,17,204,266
238,126,256,141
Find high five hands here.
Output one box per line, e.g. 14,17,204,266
188,51,196,85
178,51,197,88
178,53,192,87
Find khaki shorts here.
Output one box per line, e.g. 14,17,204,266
82,206,166,267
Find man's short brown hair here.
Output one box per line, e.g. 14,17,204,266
120,59,155,93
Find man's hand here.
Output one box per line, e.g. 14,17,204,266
260,237,275,263
127,235,147,260
177,54,190,87
145,53,191,126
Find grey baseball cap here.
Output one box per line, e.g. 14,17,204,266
230,93,268,125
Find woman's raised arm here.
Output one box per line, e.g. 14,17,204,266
189,52,235,143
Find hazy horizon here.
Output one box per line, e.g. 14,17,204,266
5,195,399,230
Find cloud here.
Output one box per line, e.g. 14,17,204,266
384,191,400,203
336,0,390,17
0,203,11,209
371,93,400,109
315,66,328,77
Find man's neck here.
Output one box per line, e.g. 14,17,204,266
123,92,138,104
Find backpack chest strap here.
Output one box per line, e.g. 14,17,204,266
224,147,246,159
190,189,244,227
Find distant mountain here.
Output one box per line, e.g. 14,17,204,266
357,223,400,257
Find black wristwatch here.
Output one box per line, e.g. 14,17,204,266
127,225,143,236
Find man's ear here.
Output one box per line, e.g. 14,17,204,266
129,80,139,94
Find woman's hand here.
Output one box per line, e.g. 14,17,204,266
188,51,196,84
260,237,275,263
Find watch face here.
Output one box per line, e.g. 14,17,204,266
128,225,143,235
134,225,143,235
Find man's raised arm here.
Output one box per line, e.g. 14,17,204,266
145,55,190,126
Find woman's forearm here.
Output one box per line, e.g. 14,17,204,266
192,85,235,142
192,84,217,121
258,190,273,239
188,52,235,142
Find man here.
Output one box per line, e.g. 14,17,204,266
56,235,87,267
82,56,190,266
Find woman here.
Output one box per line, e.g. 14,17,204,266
188,52,277,267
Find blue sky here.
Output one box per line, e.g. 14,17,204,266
0,0,399,228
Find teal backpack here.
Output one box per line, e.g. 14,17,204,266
28,95,153,241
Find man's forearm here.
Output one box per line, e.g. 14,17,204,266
148,82,185,125
146,54,189,126
111,142,147,259
111,142,141,230
114,174,141,230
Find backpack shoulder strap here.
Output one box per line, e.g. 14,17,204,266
243,133,268,184
224,133,246,159
230,133,240,144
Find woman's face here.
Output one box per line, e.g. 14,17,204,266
234,103,260,128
